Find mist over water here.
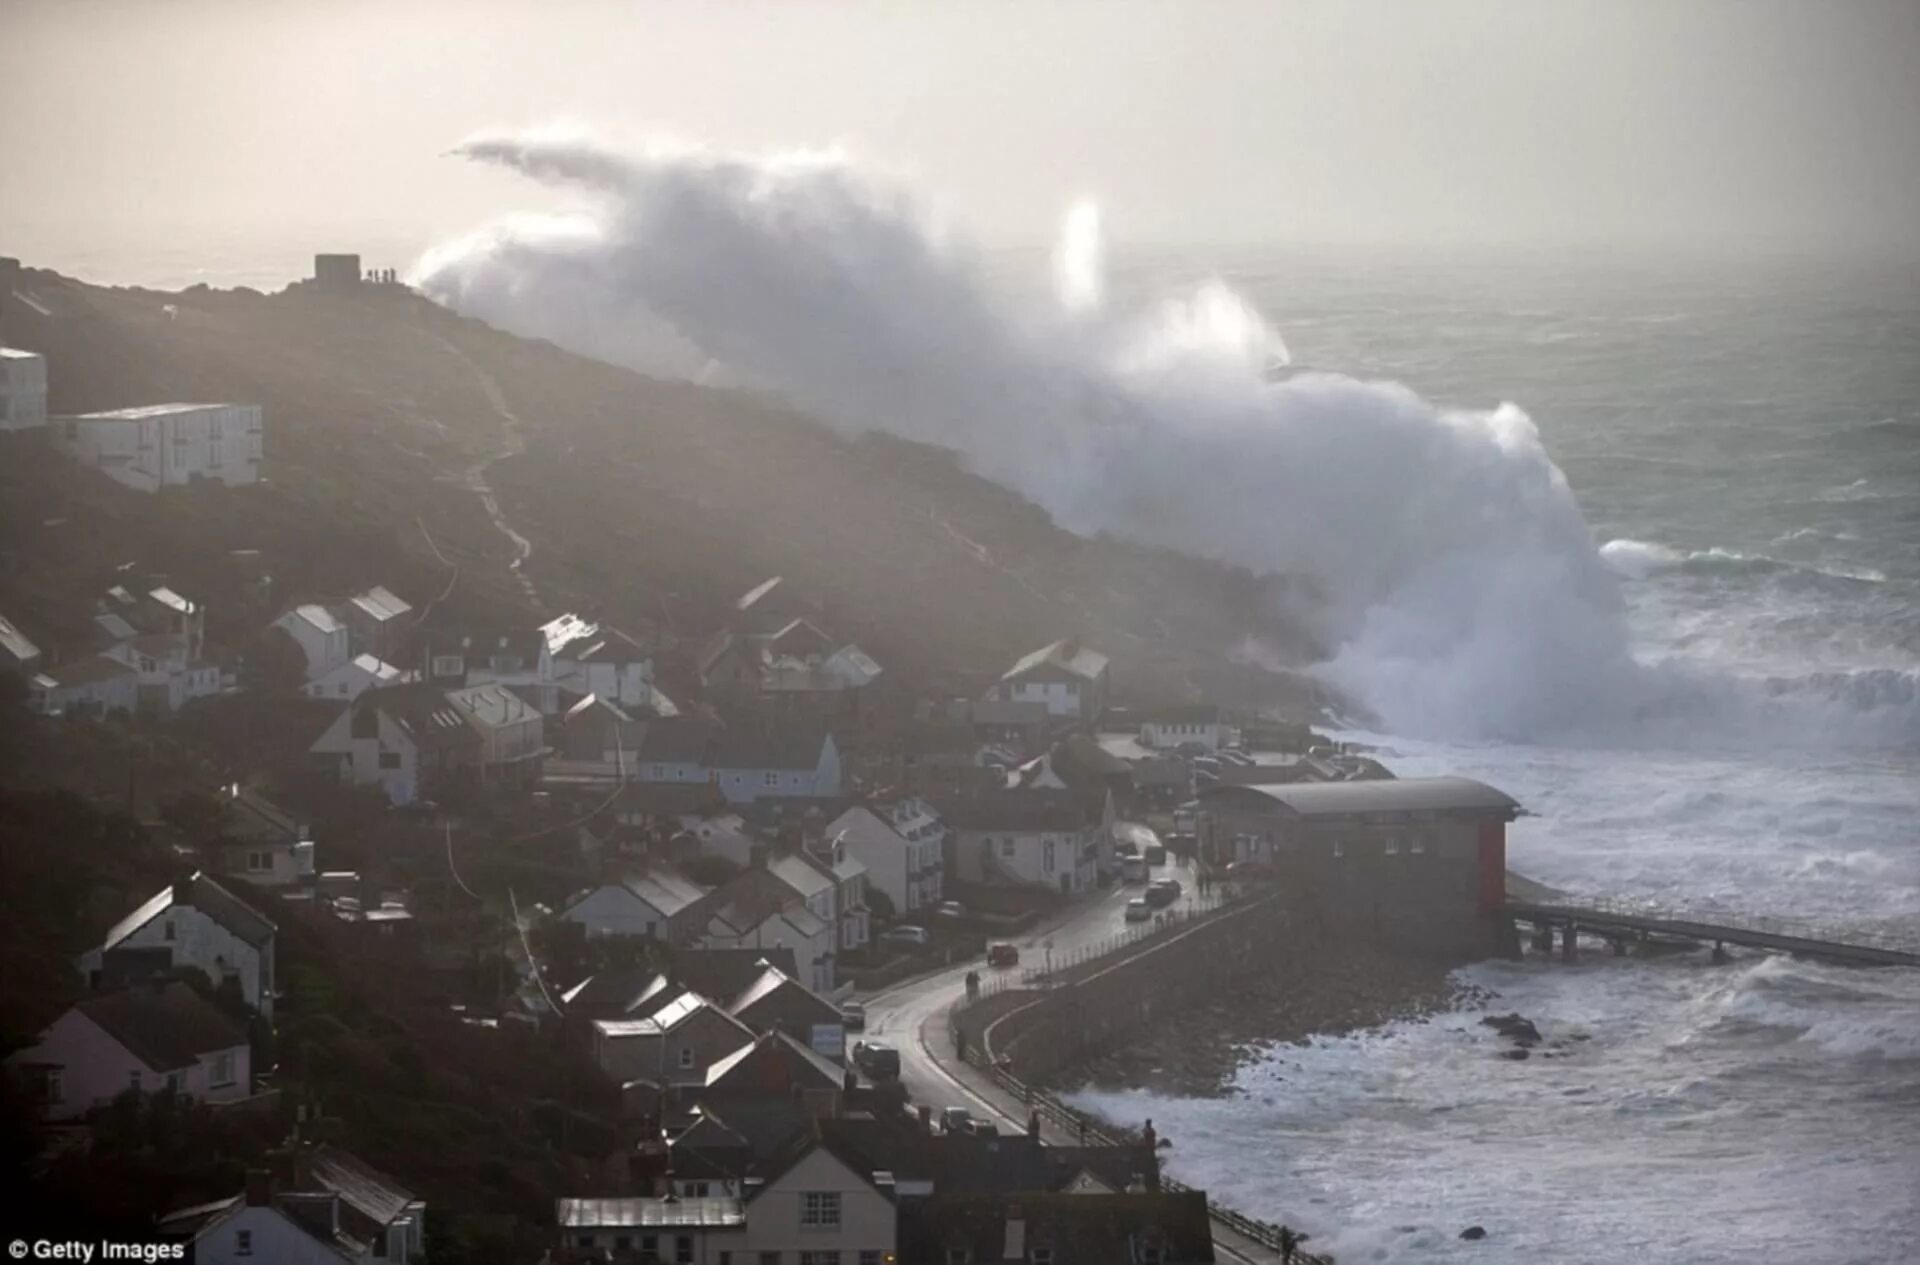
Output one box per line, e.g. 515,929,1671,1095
412,131,1918,752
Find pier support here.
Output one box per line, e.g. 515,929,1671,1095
1560,923,1579,962
1531,924,1553,955
1610,937,1628,957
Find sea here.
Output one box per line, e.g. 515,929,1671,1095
1073,250,1920,1265
18,216,1918,1263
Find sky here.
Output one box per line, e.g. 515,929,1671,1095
2,0,1918,283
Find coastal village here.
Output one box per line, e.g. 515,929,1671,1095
0,257,1532,1264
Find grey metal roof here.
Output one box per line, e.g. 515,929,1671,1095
556,1196,745,1229
308,1145,418,1226
1003,637,1108,682
1201,776,1521,818
348,585,411,624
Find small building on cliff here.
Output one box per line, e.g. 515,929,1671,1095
1197,776,1521,955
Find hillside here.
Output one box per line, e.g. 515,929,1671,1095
0,267,1332,711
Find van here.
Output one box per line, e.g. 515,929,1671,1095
1120,856,1148,883
1144,844,1168,866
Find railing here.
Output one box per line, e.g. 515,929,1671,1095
1508,896,1920,955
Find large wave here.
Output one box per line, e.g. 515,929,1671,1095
411,130,1915,747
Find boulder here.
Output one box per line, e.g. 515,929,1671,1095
1460,1226,1488,1241
1499,1048,1530,1061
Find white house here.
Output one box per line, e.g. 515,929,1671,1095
274,605,352,681
541,612,656,712
29,655,140,715
591,992,755,1087
161,1147,427,1265
216,784,316,889
77,871,278,1018
341,585,412,662
303,653,409,702
48,402,263,491
946,791,1103,896
699,866,838,993
715,1138,899,1263
809,834,871,953
826,799,946,916
308,683,481,806
709,725,843,806
989,637,1111,721
0,348,48,431
558,866,712,943
8,982,250,1121
101,632,222,714
1140,705,1224,751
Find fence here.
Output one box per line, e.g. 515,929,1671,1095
1510,896,1920,955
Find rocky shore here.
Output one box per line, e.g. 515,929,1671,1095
1050,944,1493,1098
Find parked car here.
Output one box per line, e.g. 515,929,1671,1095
934,900,967,920
1143,844,1168,866
853,1040,901,1080
1114,838,1139,857
967,1119,1000,1137
1124,897,1153,922
841,1001,867,1031
880,926,932,949
987,943,1020,968
1120,856,1149,884
940,1106,973,1134
1144,878,1181,908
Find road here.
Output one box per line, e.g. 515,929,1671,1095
856,853,1282,1263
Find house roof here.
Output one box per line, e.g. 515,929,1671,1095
669,947,800,1003
702,1028,844,1092
221,783,303,841
283,604,344,636
734,576,784,615
94,612,138,642
1003,638,1108,683
900,1192,1215,1264
942,790,1094,834
445,681,539,730
0,613,40,664
1200,776,1521,819
705,867,814,939
636,715,722,764
340,654,404,683
101,870,276,953
711,721,832,773
348,586,411,624
556,1197,745,1230
37,655,138,687
766,852,833,903
307,1145,419,1226
560,969,676,1016
148,586,198,616
595,994,753,1044
74,982,248,1072
728,966,841,1028
357,683,480,753
623,867,711,919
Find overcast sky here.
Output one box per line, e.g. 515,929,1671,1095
3,0,1917,276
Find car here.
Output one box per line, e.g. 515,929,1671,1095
1224,860,1277,881
940,1106,973,1134
1120,856,1148,883
1124,897,1153,922
841,1002,867,1031
852,1040,901,1080
934,900,967,920
879,925,932,949
1114,838,1139,857
1144,878,1181,908
966,1119,1000,1137
1143,844,1168,866
987,943,1020,968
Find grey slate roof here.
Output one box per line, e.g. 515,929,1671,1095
1201,775,1521,818
75,982,248,1071
307,1144,418,1226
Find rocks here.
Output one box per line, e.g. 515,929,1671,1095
1480,1012,1542,1045
1499,1048,1530,1061
1460,1225,1488,1241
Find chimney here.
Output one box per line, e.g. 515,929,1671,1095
244,1168,272,1207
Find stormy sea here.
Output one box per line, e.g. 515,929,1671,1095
46,135,1920,1263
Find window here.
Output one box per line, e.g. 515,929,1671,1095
167,1071,185,1093
1000,838,1016,858
766,771,781,786
651,764,666,779
800,1191,841,1229
1411,834,1428,855
760,1255,782,1265
43,1070,63,1105
210,1050,235,1087
1043,840,1055,872
1138,1249,1163,1265
431,655,464,678
1385,837,1400,856
677,1240,695,1265
129,1070,142,1091
614,1237,632,1251
1332,840,1344,859
352,705,380,739
379,751,402,770
860,1254,882,1265
678,1046,695,1069
235,1230,253,1256
1030,1251,1054,1265
946,1251,972,1265
799,1255,842,1265
248,850,273,872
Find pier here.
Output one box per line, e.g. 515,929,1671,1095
1503,898,1920,967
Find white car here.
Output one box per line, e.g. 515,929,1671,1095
1124,898,1153,923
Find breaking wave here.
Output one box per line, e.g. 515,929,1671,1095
1600,538,1888,584
1700,956,1920,1061
411,130,1917,748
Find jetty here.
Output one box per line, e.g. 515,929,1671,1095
1503,897,1920,967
